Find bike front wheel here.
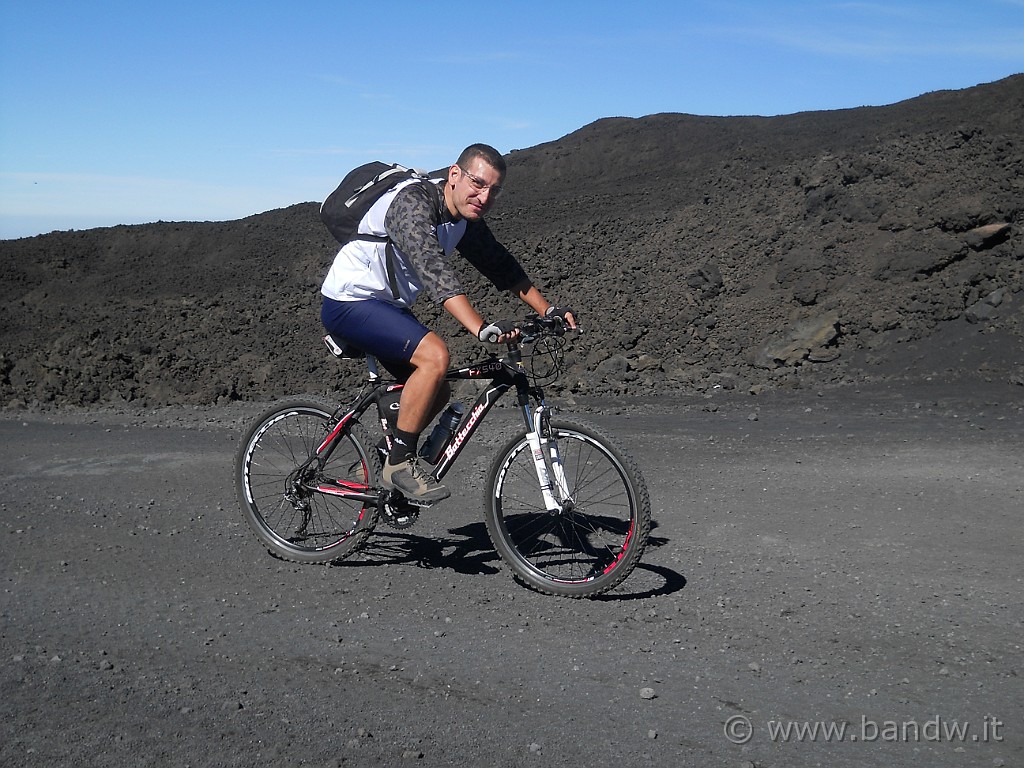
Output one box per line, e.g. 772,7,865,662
484,417,651,597
235,397,379,564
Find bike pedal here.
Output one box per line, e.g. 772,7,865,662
381,504,419,529
403,498,438,509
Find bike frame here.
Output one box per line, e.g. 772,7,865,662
313,339,572,512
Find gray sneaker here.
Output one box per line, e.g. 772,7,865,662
382,456,450,503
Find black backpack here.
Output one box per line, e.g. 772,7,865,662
321,162,432,244
320,162,442,299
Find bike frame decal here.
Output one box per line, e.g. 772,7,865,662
316,481,373,499
456,360,506,378
432,381,512,480
323,479,370,492
317,411,356,454
442,400,486,460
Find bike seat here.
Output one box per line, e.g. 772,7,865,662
323,334,365,360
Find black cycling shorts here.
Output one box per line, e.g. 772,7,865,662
321,297,428,380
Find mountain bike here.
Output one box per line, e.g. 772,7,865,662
234,316,651,597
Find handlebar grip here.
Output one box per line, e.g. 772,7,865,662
478,320,518,343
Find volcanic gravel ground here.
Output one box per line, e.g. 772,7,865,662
2,382,1021,767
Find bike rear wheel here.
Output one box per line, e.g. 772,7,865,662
235,397,379,564
484,417,651,597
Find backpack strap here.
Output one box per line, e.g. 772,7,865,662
385,241,401,301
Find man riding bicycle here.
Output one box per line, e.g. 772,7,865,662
320,143,576,503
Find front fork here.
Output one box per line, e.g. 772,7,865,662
525,405,573,513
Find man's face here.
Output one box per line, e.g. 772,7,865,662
447,158,504,221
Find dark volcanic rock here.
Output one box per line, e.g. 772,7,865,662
2,75,1022,408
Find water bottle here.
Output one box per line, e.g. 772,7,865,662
420,402,464,465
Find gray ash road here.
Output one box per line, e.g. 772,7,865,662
2,383,1022,768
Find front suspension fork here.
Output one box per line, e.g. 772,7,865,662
525,405,573,513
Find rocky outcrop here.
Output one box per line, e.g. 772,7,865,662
1,76,1022,408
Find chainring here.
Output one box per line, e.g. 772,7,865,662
380,497,420,529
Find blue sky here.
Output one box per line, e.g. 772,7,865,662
1,0,1022,239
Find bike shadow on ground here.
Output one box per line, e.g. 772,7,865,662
328,519,687,600
333,519,504,578
592,521,688,600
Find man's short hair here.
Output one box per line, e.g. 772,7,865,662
457,143,506,175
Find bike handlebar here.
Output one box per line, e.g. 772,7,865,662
515,314,577,344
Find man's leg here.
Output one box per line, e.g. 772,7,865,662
394,332,450,437
383,332,452,502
